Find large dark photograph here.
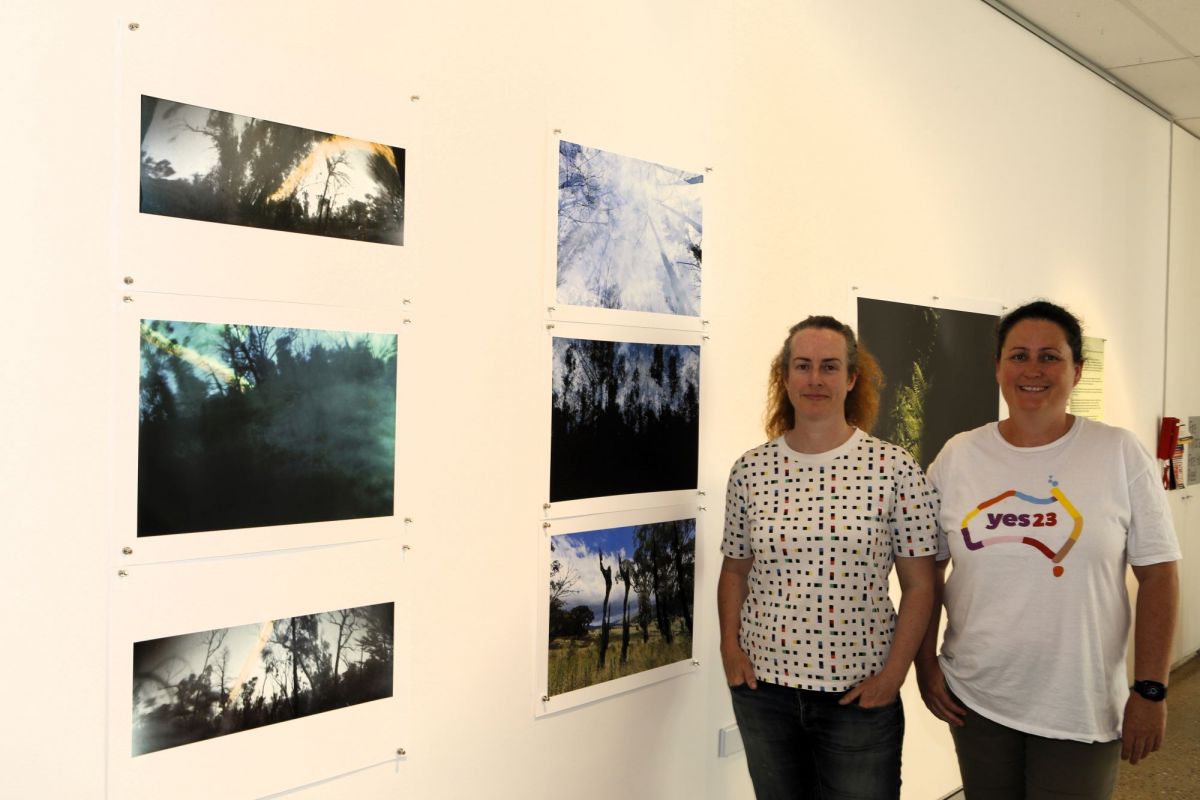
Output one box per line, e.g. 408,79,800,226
132,602,394,756
138,320,397,536
857,297,999,469
550,337,699,502
549,519,695,696
140,96,404,245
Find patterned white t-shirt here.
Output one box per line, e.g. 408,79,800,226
722,430,940,690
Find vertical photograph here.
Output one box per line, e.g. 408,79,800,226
556,141,703,316
548,519,695,696
132,602,394,756
140,95,405,245
138,319,397,536
550,337,699,502
857,297,999,469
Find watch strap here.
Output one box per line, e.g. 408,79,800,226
1131,679,1168,702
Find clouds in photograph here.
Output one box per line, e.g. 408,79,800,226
138,319,397,536
552,527,643,622
557,141,702,316
140,95,404,245
132,602,393,756
550,337,699,502
857,297,999,469
547,519,695,696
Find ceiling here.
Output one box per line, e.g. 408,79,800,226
987,0,1200,139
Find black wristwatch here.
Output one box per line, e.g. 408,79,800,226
1131,679,1168,702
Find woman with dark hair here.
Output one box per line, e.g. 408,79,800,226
718,315,938,799
916,300,1180,799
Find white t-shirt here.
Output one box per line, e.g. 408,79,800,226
930,418,1180,742
722,429,940,690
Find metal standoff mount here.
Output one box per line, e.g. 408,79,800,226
122,546,133,555
542,694,550,702
123,276,134,285
127,22,140,31
396,747,407,756
117,569,129,578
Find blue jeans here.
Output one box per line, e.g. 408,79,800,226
729,681,904,800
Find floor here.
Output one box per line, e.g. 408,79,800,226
934,654,1199,799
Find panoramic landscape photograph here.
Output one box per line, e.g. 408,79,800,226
140,95,405,244
548,519,695,696
132,602,394,756
138,319,397,536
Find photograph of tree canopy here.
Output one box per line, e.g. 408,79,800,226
550,337,699,502
857,297,999,469
132,602,393,756
138,319,397,536
557,140,702,316
548,519,694,696
140,95,404,245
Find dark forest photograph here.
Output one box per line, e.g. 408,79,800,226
548,519,694,696
132,602,393,756
857,297,999,469
550,337,699,502
138,319,397,536
140,95,404,245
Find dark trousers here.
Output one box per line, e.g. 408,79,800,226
949,700,1120,800
729,681,904,799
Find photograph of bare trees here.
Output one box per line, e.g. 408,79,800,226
132,602,393,756
548,519,694,696
557,141,702,316
140,95,404,245
857,297,999,469
138,319,397,536
550,337,699,502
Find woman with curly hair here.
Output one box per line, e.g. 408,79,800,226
718,315,939,799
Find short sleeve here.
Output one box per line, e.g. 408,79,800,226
721,458,751,559
888,449,940,558
927,450,952,562
1123,434,1181,566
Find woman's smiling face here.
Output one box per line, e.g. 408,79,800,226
786,327,856,426
995,318,1082,418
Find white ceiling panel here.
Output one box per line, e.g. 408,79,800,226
1110,57,1200,117
1128,0,1200,57
1000,0,1188,67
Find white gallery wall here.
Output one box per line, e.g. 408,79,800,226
2,1,1195,798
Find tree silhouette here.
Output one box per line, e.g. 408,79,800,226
597,550,613,668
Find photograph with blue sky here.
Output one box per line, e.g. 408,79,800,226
857,297,999,469
140,95,404,244
550,337,699,502
548,519,694,695
556,140,702,316
138,319,397,536
132,602,393,756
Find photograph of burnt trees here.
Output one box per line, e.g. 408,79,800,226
140,95,404,245
548,519,695,696
550,337,699,502
857,297,999,469
132,602,393,756
138,319,397,536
